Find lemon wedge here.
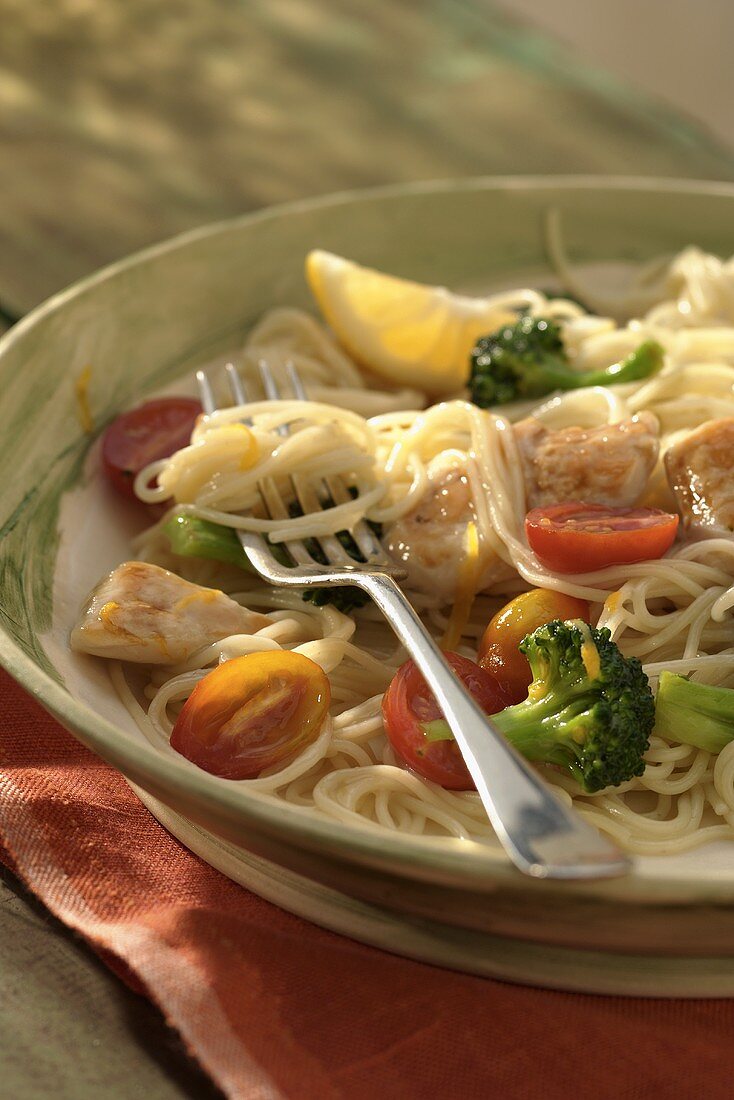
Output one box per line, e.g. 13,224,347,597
306,250,516,396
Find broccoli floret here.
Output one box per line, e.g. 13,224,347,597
654,671,734,754
468,315,664,407
489,620,654,792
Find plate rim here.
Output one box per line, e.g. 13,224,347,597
5,173,734,903
137,785,734,997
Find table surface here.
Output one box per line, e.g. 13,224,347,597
3,2,734,1095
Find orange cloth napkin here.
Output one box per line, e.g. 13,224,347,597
2,666,733,1099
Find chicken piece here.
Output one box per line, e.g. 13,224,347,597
384,455,511,600
71,561,270,664
515,412,660,510
664,418,734,534
386,413,660,598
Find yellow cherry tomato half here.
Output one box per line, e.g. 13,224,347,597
478,589,590,703
170,651,330,780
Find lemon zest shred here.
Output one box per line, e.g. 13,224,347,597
237,426,259,470
75,365,94,434
603,590,623,616
526,670,548,702
569,619,601,680
581,641,601,680
440,521,479,651
174,589,220,612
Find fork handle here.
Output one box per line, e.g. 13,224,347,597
359,572,630,880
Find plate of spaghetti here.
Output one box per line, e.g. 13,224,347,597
4,177,734,995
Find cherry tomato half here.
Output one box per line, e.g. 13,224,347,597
382,652,511,790
525,502,679,574
170,651,330,780
102,397,202,500
478,589,590,703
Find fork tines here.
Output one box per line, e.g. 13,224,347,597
196,359,387,571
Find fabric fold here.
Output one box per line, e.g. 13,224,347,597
2,669,733,1100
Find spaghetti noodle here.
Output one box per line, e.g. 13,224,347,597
97,252,734,856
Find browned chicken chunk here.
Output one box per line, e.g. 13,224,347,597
384,455,512,599
385,413,660,597
71,561,270,664
664,418,734,534
515,412,660,510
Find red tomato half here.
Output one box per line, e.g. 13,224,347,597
525,502,679,574
102,397,202,500
382,652,511,790
171,651,331,780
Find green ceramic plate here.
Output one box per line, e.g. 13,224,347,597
4,177,734,995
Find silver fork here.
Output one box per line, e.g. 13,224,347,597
196,360,630,881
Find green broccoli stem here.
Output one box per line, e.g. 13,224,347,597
490,696,589,767
421,693,588,768
654,671,734,754
521,341,664,402
532,339,663,395
577,340,664,389
162,512,256,570
520,355,590,396
161,509,370,612
162,511,294,570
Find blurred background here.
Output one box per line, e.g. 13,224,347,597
507,0,734,147
1,0,732,324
